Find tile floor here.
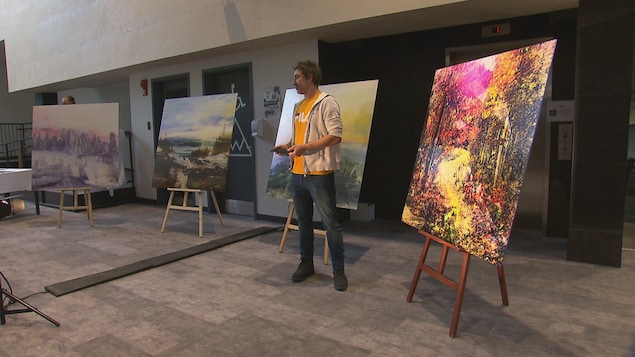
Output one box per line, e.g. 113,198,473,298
0,202,634,356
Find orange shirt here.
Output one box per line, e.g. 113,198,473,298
292,93,318,175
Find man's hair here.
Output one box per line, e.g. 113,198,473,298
62,95,75,104
294,60,322,86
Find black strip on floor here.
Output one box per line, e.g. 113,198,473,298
44,226,280,297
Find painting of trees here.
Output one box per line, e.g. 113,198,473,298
402,40,557,264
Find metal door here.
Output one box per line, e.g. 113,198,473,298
203,64,255,216
152,74,189,205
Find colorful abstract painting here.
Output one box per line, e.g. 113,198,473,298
402,40,557,264
266,80,379,209
152,94,238,191
31,103,121,190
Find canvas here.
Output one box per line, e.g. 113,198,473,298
402,40,557,264
266,80,379,209
31,103,121,190
152,94,238,191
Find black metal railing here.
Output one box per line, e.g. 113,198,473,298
0,123,32,168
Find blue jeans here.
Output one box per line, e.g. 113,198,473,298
291,173,345,270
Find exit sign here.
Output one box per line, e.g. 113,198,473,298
482,23,510,37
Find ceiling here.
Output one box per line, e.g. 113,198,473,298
12,0,580,93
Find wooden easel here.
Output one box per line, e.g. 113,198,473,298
161,188,223,238
406,230,509,338
56,187,93,228
279,199,330,265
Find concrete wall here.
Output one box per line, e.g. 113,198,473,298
0,42,34,123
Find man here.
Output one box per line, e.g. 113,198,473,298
272,60,347,291
61,96,75,105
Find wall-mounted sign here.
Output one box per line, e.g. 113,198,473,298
547,100,574,122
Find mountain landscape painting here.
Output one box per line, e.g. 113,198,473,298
152,94,238,191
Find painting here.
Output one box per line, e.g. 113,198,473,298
402,39,557,264
266,80,379,210
152,94,238,191
31,103,121,190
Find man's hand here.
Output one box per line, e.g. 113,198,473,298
288,135,341,157
287,144,306,157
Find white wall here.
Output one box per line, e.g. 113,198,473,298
1,0,458,92
129,40,317,219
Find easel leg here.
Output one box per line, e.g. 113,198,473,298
497,264,509,306
278,200,330,265
85,189,93,227
279,202,295,253
57,190,65,228
407,231,494,338
449,252,471,338
160,191,175,233
0,296,5,324
182,191,189,208
210,191,223,225
406,236,432,302
438,244,450,274
34,190,40,215
197,191,203,238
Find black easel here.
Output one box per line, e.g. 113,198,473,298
0,273,60,327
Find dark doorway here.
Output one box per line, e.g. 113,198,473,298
203,64,255,216
152,74,189,205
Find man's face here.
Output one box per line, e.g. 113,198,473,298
293,69,311,95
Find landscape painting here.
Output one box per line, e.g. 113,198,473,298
152,94,238,191
402,40,557,264
31,103,121,190
266,80,379,209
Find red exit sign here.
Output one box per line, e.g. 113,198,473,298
482,23,511,37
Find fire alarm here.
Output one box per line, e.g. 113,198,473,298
140,79,148,96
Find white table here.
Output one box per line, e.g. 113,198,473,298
0,168,32,192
